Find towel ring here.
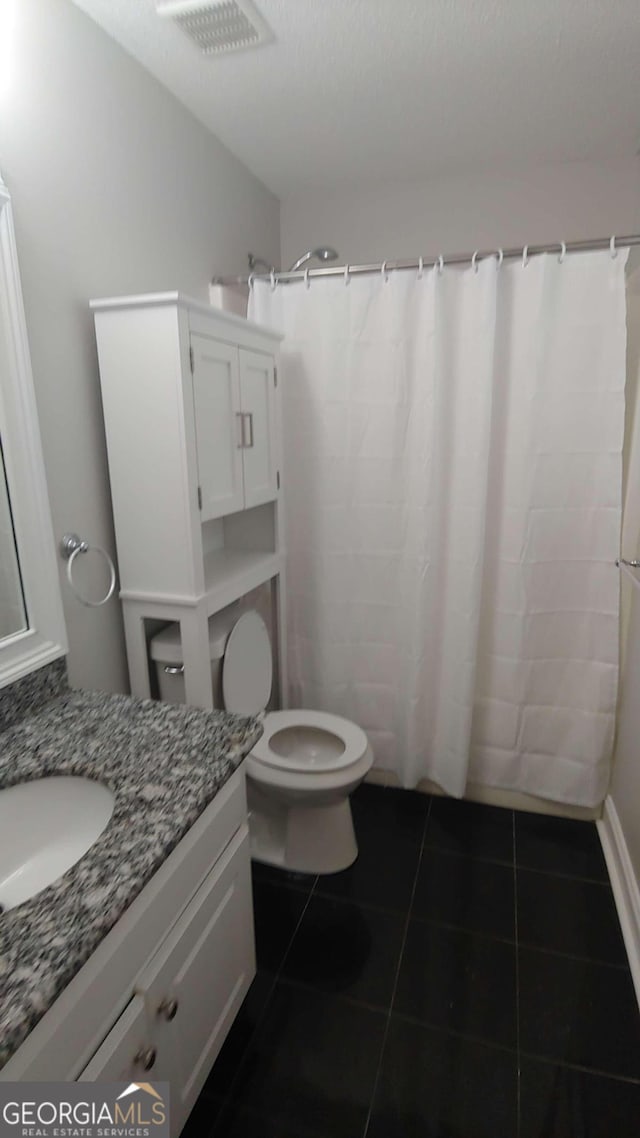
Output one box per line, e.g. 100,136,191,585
60,533,117,608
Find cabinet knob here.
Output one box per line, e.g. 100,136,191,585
134,1046,157,1071
157,996,179,1021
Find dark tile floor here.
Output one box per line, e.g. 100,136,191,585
182,784,640,1137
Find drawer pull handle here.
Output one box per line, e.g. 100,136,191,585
134,1046,157,1071
163,665,184,676
158,997,179,1021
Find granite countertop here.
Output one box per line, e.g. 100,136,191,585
0,662,262,1069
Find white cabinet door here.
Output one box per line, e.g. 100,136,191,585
239,349,278,509
135,824,255,1135
191,335,244,521
77,996,152,1081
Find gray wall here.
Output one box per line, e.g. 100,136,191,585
611,585,640,893
610,279,640,907
1,0,280,693
281,159,640,268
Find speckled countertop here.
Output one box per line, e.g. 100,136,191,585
0,660,262,1070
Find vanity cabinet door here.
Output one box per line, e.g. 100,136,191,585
191,335,244,521
77,995,151,1081
239,348,278,509
136,823,255,1135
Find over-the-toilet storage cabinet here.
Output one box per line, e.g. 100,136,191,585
91,293,285,708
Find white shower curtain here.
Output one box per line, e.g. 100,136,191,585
250,249,628,806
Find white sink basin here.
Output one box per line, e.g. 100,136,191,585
0,776,115,912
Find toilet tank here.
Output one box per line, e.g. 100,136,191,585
149,603,240,707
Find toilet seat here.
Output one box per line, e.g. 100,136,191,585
252,709,369,773
221,609,370,782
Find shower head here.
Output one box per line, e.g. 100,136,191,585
288,247,339,273
248,252,276,273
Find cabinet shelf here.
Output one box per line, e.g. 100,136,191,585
203,549,282,612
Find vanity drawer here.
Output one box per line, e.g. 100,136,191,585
78,823,254,1134
77,996,149,1082
135,823,255,1131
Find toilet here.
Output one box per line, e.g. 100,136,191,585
150,608,373,874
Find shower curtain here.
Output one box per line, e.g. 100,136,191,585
250,249,628,806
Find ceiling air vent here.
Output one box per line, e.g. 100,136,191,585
156,0,272,55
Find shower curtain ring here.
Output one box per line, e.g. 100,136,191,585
248,273,255,290
558,242,566,264
270,269,277,291
610,236,618,259
471,251,480,273
522,245,529,268
381,261,389,282
417,256,424,280
497,248,504,268
436,255,444,274
304,268,310,290
344,264,350,286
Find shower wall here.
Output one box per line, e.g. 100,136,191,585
609,258,640,896
610,591,640,883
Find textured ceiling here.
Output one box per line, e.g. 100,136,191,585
70,0,640,197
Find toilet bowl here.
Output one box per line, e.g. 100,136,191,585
246,709,373,874
150,609,373,874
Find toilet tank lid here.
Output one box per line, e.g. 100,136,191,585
149,603,240,666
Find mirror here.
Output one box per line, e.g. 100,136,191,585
0,437,27,639
0,172,67,686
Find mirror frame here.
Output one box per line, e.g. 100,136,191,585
0,172,67,687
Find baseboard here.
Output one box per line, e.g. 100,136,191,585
597,796,640,1011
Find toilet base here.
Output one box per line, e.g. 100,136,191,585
247,781,359,874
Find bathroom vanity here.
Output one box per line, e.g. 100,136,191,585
0,664,261,1138
0,171,258,1135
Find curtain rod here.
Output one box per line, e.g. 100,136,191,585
212,234,640,287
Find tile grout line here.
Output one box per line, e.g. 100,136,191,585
517,1047,640,1086
312,869,435,918
361,796,433,1138
516,941,629,970
210,872,318,1135
516,863,613,887
275,871,320,977
387,1009,523,1055
513,810,521,1138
